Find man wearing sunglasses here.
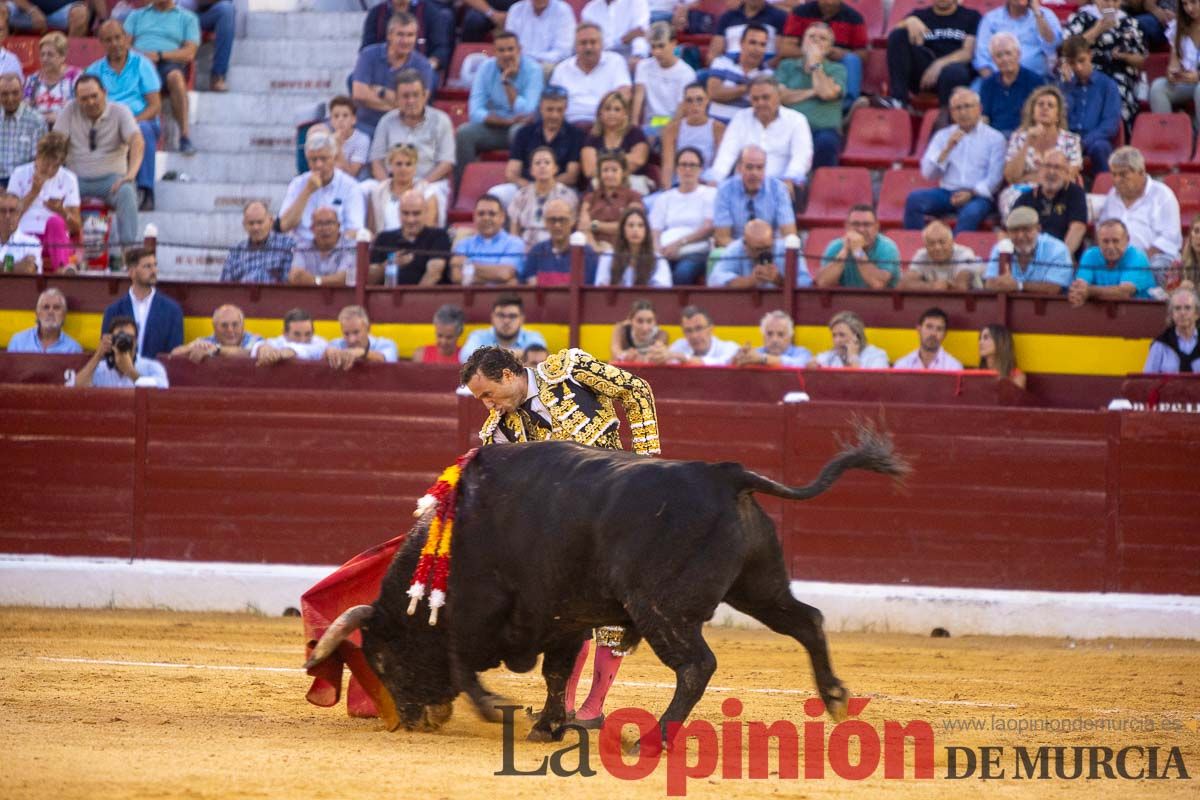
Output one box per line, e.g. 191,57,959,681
54,74,143,254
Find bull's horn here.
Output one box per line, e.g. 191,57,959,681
303,605,374,670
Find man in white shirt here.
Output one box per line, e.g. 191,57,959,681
505,0,578,72
254,308,329,366
326,305,399,369
892,307,964,371
667,305,739,366
1101,145,1182,289
709,75,812,193
279,132,364,246
74,315,170,389
549,23,633,125
581,0,651,58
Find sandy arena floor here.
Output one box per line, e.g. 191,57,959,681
1,607,1197,799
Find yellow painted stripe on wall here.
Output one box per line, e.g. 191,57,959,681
1,312,1152,376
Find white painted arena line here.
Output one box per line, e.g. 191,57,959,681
36,656,1018,710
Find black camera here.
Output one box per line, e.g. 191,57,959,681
756,250,775,266
106,331,135,368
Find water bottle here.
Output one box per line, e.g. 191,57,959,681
461,260,476,286
384,252,398,287
2,253,12,273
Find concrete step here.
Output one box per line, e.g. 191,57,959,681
248,0,368,12
160,150,297,183
245,11,365,40
189,122,297,154
144,210,248,248
154,181,291,213
224,65,348,95
156,244,227,282
230,38,360,69
193,91,326,126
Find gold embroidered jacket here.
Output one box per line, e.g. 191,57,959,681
478,348,660,455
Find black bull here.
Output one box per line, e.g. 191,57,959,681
306,427,908,745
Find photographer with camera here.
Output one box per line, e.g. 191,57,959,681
75,315,170,388
709,219,809,288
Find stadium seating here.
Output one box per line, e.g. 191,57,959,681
797,167,873,228
1162,172,1200,229
876,168,936,228
448,161,507,223
887,228,925,264
1091,172,1114,196
1181,131,1200,173
839,107,914,169
802,227,843,277
843,0,886,41
878,0,934,45
440,42,494,101
433,98,469,130
956,230,998,261
903,109,940,167
8,36,39,75
860,47,889,96
66,37,105,69
1130,112,1194,173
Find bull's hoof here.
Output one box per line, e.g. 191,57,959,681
426,702,454,728
526,707,576,724
526,726,557,743
473,693,513,724
823,685,849,722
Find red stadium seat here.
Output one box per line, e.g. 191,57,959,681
67,37,105,70
1182,131,1200,172
1091,171,1114,195
887,228,925,266
433,98,469,130
878,0,934,45
8,36,39,75
802,227,843,278
960,0,1007,15
797,167,873,228
1162,173,1200,230
876,168,936,228
1143,51,1170,85
448,161,507,223
860,47,889,96
956,230,998,261
839,107,914,169
842,0,886,41
564,0,589,21
440,43,494,100
903,108,941,167
1130,112,1194,173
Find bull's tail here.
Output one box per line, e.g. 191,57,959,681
738,420,910,501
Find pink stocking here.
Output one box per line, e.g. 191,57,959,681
564,640,590,714
577,645,623,721
39,213,73,272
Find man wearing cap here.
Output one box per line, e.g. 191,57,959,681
983,205,1073,294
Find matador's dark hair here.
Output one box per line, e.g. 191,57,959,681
460,345,525,385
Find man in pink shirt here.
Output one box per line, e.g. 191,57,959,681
893,307,964,370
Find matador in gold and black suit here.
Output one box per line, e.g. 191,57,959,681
475,346,660,727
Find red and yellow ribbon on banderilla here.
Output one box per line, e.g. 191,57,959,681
406,449,478,625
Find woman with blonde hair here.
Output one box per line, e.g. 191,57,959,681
581,90,653,194
978,323,1026,389
367,144,438,235
1176,213,1200,290
999,86,1083,216
23,31,81,126
814,310,890,368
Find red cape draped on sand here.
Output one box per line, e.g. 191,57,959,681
301,534,406,718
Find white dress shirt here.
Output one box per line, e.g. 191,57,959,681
920,122,1007,199
668,335,739,365
128,287,155,357
505,0,578,66
582,0,651,57
710,106,812,184
251,334,329,361
549,52,633,124
1100,178,1183,260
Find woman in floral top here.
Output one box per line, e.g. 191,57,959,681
999,86,1083,215
23,32,81,127
1065,0,1148,123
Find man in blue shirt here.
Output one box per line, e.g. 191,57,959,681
974,0,1062,80
451,195,526,285
709,218,812,288
733,309,813,368
6,288,83,354
983,206,1073,293
350,12,436,137
89,20,163,210
978,32,1043,137
520,199,598,284
712,144,796,246
1057,35,1122,174
168,303,263,361
74,316,170,388
454,32,543,185
124,0,201,156
816,205,901,289
905,87,1006,232
459,294,548,362
1069,218,1156,305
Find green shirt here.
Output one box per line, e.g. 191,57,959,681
820,234,901,288
775,57,847,132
